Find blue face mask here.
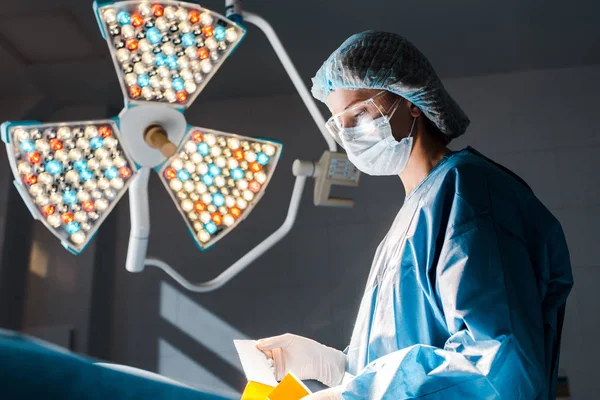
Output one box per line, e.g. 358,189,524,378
340,117,416,176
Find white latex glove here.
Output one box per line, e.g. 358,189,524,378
302,387,343,400
256,333,346,388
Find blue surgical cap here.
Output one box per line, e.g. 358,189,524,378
311,31,470,141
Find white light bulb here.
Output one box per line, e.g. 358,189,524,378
75,211,88,223
227,138,240,150
104,188,117,200
71,231,86,245
200,211,211,224
237,179,248,190
77,190,90,202
110,178,124,190
185,47,198,60
245,151,257,162
236,198,248,210
184,140,197,153
97,178,110,190
64,170,79,184
178,56,190,70
38,172,53,186
190,60,201,71
224,197,235,209
155,17,168,31
194,182,207,194
100,158,113,170
180,70,193,83
188,211,198,221
215,156,226,168
150,75,161,88
91,189,103,200
160,77,172,89
68,149,83,161
162,42,175,56
185,161,195,173
200,59,212,74
76,138,90,150
170,179,183,191
210,146,221,157
103,8,117,24
95,148,109,160
191,153,203,164
176,7,188,21
87,158,100,170
223,214,234,227
171,157,183,170
103,137,117,149
47,214,61,228
243,189,254,201
142,86,153,100
35,139,50,153
54,149,68,163
138,3,151,17
207,204,216,213
214,176,225,187
227,159,239,170
201,193,212,204
196,163,209,175
183,180,195,193
204,134,216,146
29,184,43,196
198,230,210,243
164,89,177,103
255,171,267,184
125,73,138,86
184,80,196,94
83,179,97,191
179,21,191,33
181,199,194,212
193,221,203,232
96,198,109,211
142,51,155,65
122,24,135,38
134,63,146,75
35,194,49,206
225,27,238,43
50,192,63,205
17,161,32,175
205,37,217,51
15,128,30,141
57,126,72,140
200,12,212,26
85,126,98,139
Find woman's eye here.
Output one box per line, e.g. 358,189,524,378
353,109,366,119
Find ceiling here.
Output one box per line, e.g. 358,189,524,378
0,0,599,112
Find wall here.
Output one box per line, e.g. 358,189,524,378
106,64,600,399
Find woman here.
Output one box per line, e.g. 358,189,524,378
257,31,573,400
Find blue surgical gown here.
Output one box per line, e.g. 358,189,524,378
342,147,573,400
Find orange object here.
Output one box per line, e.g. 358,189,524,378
62,212,74,224
267,373,311,400
250,162,262,173
202,25,214,37
99,125,112,138
131,12,144,27
118,167,132,179
176,90,188,103
230,206,241,218
249,180,261,194
194,201,206,212
241,381,275,400
126,38,139,50
211,212,222,226
191,131,203,142
42,205,55,216
164,167,177,180
152,4,164,17
189,10,200,23
24,174,37,185
233,149,245,161
82,200,95,212
129,85,142,99
50,138,63,151
27,152,41,164
197,47,209,59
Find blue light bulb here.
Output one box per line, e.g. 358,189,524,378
66,222,81,234
257,152,269,165
197,142,210,156
214,26,226,41
177,169,191,182
20,140,35,153
73,160,87,171
208,164,221,177
116,11,131,25
80,169,94,182
166,55,178,70
138,74,150,87
104,167,118,180
182,33,196,48
172,77,184,91
205,222,217,235
202,174,214,186
90,137,104,150
63,190,77,205
146,27,162,45
155,52,166,66
231,168,244,180
45,160,63,176
213,193,225,207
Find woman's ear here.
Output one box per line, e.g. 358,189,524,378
408,102,422,118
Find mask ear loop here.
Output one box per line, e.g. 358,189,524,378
407,117,417,138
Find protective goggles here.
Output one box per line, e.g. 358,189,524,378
325,91,402,147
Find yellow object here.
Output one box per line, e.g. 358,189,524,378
267,373,311,400
241,381,275,400
240,373,311,400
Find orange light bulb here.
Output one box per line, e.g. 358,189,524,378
211,212,222,226
233,149,245,161
131,12,144,27
194,201,207,212
42,205,55,216
24,174,37,185
191,131,203,142
62,212,74,224
129,85,142,99
249,180,261,193
250,162,262,173
82,201,95,212
152,4,164,17
126,38,139,51
118,167,132,179
164,167,177,180
50,138,63,151
176,90,188,103
202,26,214,37
197,47,209,60
98,125,112,138
230,206,241,218
27,152,41,164
189,10,200,23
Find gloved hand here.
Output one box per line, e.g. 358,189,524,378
256,333,346,388
302,387,343,400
